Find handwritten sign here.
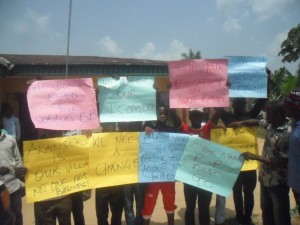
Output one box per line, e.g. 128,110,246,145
23,135,91,202
138,132,189,182
226,56,267,98
210,127,259,171
89,132,139,188
98,76,156,122
175,136,244,197
27,78,99,130
24,132,140,203
168,59,229,108
24,131,243,202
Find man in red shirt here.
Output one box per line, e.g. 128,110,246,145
180,108,221,225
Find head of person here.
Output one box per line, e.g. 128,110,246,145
40,129,62,138
157,105,169,125
284,87,300,121
129,121,142,132
101,122,116,132
266,100,286,128
1,102,13,118
232,98,246,115
118,121,142,132
118,122,129,132
202,107,211,121
0,115,3,131
189,108,204,129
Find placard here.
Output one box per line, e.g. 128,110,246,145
169,59,229,108
98,76,156,122
27,78,99,130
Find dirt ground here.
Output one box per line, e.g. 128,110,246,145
22,138,299,225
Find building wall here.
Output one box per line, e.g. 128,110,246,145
0,75,176,120
1,76,170,93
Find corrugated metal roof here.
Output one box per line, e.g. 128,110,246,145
0,54,168,66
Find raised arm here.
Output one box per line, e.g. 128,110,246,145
228,119,259,128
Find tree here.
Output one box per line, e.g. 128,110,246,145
278,23,300,63
268,67,298,101
181,49,201,59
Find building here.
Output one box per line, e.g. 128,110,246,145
0,54,180,143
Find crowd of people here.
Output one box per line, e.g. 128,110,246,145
0,85,300,225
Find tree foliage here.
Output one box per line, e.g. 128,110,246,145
269,67,298,101
181,49,201,59
278,23,300,63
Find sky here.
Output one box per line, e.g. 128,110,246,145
0,0,299,74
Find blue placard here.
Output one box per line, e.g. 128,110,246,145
98,76,156,122
175,136,244,197
226,56,267,98
138,132,189,182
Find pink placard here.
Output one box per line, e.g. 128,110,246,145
27,78,99,130
169,59,229,108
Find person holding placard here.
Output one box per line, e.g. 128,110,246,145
33,129,73,225
216,97,266,225
118,121,147,225
0,115,27,225
203,107,227,225
284,88,300,219
62,130,86,225
95,122,124,225
180,108,214,225
142,106,182,225
232,100,292,225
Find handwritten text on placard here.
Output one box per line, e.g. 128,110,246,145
168,59,229,108
89,132,139,188
27,78,99,130
24,132,243,202
24,132,140,202
226,56,267,98
210,127,259,171
175,136,244,197
98,77,156,122
138,132,189,182
24,135,91,202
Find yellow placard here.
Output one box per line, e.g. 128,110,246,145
210,127,259,171
89,132,139,188
24,132,139,203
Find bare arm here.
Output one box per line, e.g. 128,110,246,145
169,109,183,129
242,152,288,168
228,119,259,128
0,185,11,210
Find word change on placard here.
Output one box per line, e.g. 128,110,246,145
24,132,140,203
98,76,156,122
175,136,244,197
210,127,259,171
27,78,99,130
24,132,243,202
226,56,267,98
89,132,140,188
168,59,229,108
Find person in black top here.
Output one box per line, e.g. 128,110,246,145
118,121,147,225
215,97,266,225
142,105,181,225
95,122,124,225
